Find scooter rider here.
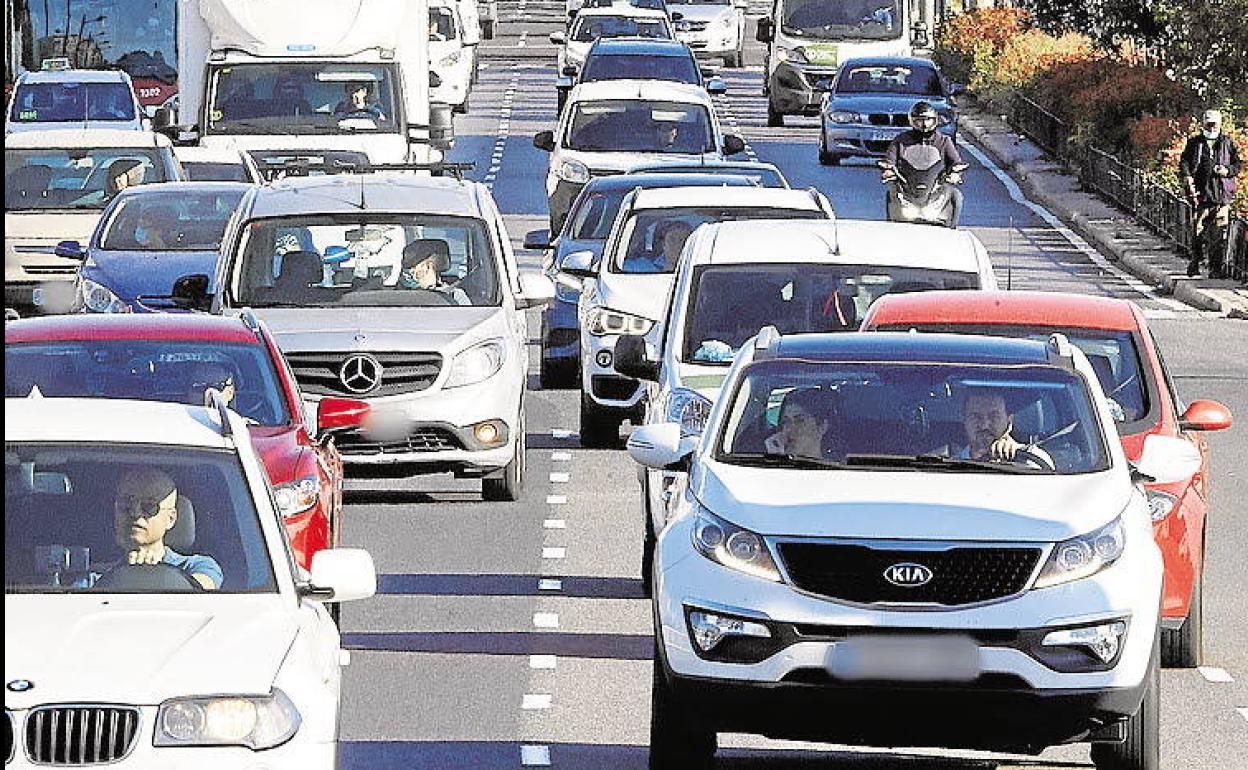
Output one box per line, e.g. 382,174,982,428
882,102,966,227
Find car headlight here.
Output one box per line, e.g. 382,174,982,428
586,307,653,336
665,387,712,437
78,277,130,314
273,475,319,518
691,503,781,582
445,339,506,388
155,688,300,749
557,158,591,184
827,109,861,124
776,46,807,64
1145,489,1177,521
440,51,461,67
1034,517,1126,589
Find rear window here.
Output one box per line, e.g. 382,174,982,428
10,82,137,123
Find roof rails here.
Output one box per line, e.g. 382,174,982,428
258,160,476,182
207,389,234,438
754,326,781,358
238,308,262,339
1046,332,1076,371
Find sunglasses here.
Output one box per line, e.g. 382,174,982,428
192,376,234,391
114,495,175,518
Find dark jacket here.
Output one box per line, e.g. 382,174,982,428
1179,133,1241,207
884,129,963,171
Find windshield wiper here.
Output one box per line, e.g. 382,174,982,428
726,452,846,470
842,453,1043,474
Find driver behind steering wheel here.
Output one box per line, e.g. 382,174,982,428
933,390,1053,469
398,239,470,305
333,80,386,122
109,468,221,590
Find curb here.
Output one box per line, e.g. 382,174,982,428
957,107,1239,314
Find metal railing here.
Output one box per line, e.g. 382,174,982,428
1010,93,1247,282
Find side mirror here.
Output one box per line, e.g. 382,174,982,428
756,18,773,43
614,334,660,381
53,240,86,260
559,249,596,279
533,130,556,152
562,65,579,77
159,124,200,146
517,270,556,309
151,106,174,130
670,11,683,21
550,31,566,45
524,229,552,250
1179,399,1232,432
722,134,746,156
427,103,456,150
706,77,728,96
171,273,212,311
627,423,690,470
306,548,376,604
430,70,443,88
556,75,575,91
1134,434,1203,485
317,397,370,436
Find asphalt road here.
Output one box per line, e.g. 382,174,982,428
337,12,1248,768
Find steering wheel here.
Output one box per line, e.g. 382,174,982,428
1014,447,1056,472
95,563,202,592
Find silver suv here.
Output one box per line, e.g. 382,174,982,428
193,172,554,500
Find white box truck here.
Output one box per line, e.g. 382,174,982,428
174,0,451,169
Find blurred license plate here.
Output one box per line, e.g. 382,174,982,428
364,408,410,441
869,130,893,142
828,635,980,682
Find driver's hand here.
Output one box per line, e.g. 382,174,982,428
988,433,1024,462
946,172,963,184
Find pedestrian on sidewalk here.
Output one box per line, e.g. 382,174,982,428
1180,109,1241,278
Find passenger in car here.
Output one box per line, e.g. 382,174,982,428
764,387,844,460
111,468,222,590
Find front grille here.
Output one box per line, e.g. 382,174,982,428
591,374,638,401
22,266,77,276
865,139,891,154
682,20,709,31
867,113,908,127
587,168,623,178
285,351,442,397
24,706,139,765
777,542,1042,607
337,426,463,456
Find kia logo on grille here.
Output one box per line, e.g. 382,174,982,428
883,562,933,587
339,354,383,394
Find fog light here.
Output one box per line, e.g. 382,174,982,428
1043,621,1128,663
596,350,613,368
688,610,770,652
474,422,502,445
1146,489,1178,521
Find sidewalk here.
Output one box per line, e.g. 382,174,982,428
959,106,1248,318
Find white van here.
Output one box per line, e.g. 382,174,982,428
430,0,475,113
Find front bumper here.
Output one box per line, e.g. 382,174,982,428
822,121,955,158
580,330,645,410
676,29,738,57
768,61,838,116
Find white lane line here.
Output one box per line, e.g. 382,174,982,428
552,428,575,439
533,611,560,628
1237,707,1248,723
522,693,553,710
521,745,552,766
538,578,563,592
541,546,566,560
517,30,528,48
483,70,518,190
544,518,567,529
550,471,571,483
551,451,573,461
530,654,558,670
546,494,568,505
1199,666,1235,683
958,138,1190,311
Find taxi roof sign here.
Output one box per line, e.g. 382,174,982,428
40,57,72,71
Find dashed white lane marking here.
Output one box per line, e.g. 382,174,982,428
1199,666,1235,683
544,518,567,529
546,494,568,505
482,67,518,190
549,471,571,483
530,655,558,670
533,612,560,628
541,546,566,560
715,93,759,161
552,428,575,439
551,451,573,461
517,30,528,48
522,693,553,710
1237,707,1248,723
520,744,552,766
538,578,563,592
958,138,1190,312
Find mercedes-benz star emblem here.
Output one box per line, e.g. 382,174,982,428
339,354,383,394
7,679,33,693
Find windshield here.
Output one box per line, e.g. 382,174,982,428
180,161,251,182
6,341,291,426
4,148,168,211
581,54,700,84
568,189,630,240
430,6,459,40
233,215,501,308
717,360,1109,475
781,0,903,41
98,189,245,251
571,15,672,42
5,443,278,593
836,63,943,95
566,100,713,153
10,82,137,123
206,63,399,135
682,264,977,363
616,207,825,274
870,325,1151,425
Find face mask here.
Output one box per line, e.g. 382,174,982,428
1203,128,1220,140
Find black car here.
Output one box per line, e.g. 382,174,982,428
557,37,724,111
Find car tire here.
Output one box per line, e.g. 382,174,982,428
580,394,621,448
766,104,784,128
1091,641,1160,770
649,651,715,770
641,473,656,598
818,132,840,165
454,94,469,115
482,20,496,40
482,417,525,501
1162,569,1203,668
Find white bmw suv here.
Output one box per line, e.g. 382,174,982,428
628,330,1198,770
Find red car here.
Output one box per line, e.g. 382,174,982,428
4,312,368,571
860,290,1232,667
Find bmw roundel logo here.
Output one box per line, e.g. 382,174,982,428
7,679,34,693
883,562,933,588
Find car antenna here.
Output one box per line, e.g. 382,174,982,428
1006,215,1014,290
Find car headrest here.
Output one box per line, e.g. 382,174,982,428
166,494,195,552
280,250,327,286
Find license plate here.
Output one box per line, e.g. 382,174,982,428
869,130,893,142
827,635,980,682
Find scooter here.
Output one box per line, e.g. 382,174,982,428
879,145,968,228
